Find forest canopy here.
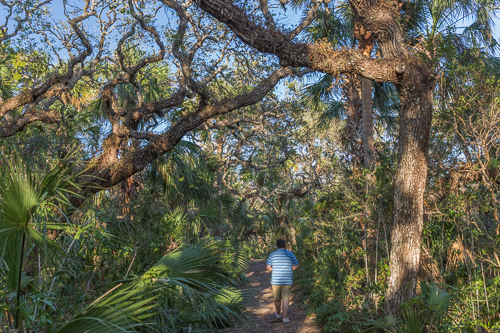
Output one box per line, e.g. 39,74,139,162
1,0,500,332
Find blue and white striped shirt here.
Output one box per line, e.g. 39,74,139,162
266,249,298,285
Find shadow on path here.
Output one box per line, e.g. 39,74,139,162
222,259,321,333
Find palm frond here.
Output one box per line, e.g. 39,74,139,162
139,244,221,291
0,160,38,235
399,308,423,333
148,140,216,205
305,10,354,47
83,98,107,121
462,19,498,50
195,194,235,224
1,234,24,293
138,243,247,328
316,100,346,130
372,81,399,133
55,285,158,333
400,0,427,42
302,74,337,110
144,77,163,103
0,154,81,293
178,287,247,328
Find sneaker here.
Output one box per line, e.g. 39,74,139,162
283,318,290,323
275,312,282,320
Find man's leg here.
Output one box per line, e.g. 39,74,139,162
282,285,292,320
282,298,290,320
272,285,282,317
274,300,281,315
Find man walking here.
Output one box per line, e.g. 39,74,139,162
266,239,299,323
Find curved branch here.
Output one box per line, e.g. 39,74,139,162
195,0,405,83
289,2,320,39
0,8,96,117
128,86,188,122
0,109,60,137
259,0,276,30
77,67,294,202
0,0,52,42
126,0,166,75
197,117,262,130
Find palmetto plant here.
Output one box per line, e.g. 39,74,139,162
55,243,247,333
54,284,159,333
0,44,14,101
367,281,458,333
149,140,216,206
0,155,247,331
136,243,247,328
0,155,80,329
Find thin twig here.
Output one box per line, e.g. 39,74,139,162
88,283,123,307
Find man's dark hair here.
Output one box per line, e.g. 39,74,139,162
276,239,286,248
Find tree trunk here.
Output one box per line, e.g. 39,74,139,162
362,77,375,169
356,22,375,171
285,218,297,250
361,77,375,284
215,136,224,237
385,85,434,313
343,73,363,170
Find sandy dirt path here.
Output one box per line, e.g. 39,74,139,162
222,259,321,333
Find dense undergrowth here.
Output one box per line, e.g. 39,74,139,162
0,153,252,332
291,178,500,333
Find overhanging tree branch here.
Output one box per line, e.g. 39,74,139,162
77,67,294,199
195,0,406,82
0,109,60,137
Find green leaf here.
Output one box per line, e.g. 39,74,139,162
489,158,499,169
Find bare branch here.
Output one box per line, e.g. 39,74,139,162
0,7,97,117
0,109,60,137
126,0,166,74
259,0,276,30
197,117,262,130
288,1,320,39
0,0,52,42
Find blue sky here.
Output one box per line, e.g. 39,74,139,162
2,1,499,98
4,1,499,57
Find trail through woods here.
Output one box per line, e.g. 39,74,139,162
223,259,321,333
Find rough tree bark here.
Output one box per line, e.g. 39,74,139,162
356,0,436,310
343,73,364,169
355,21,376,286
387,84,434,312
69,66,298,205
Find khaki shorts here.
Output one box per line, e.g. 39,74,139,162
272,285,292,301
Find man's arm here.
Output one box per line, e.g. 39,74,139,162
266,254,272,271
292,253,299,270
